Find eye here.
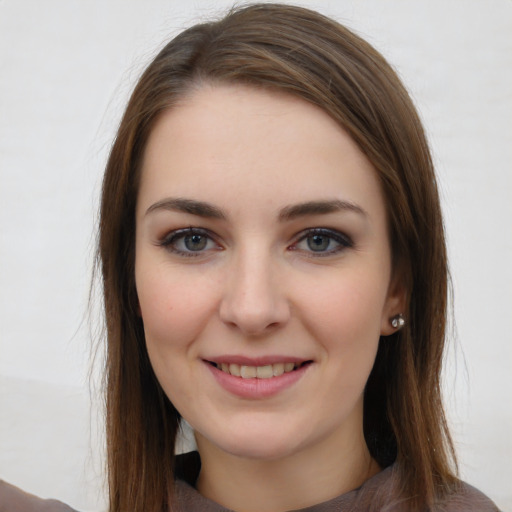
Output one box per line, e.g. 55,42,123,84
159,227,220,257
291,228,353,256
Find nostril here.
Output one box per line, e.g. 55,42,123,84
218,273,291,335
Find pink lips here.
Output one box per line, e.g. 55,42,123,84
204,357,312,399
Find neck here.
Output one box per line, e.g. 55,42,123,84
195,424,380,512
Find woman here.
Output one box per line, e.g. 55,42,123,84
0,3,501,511
97,3,500,511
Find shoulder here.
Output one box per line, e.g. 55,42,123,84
353,466,501,512
438,481,501,512
0,480,78,512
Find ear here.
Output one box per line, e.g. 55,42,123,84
380,274,407,336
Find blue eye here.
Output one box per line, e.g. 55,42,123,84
182,233,208,251
306,234,332,252
160,228,219,256
293,229,352,256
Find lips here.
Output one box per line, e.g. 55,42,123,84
205,358,312,399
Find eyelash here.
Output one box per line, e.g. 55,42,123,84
157,227,353,258
290,228,353,257
158,227,221,258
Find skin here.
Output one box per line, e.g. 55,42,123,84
135,84,404,512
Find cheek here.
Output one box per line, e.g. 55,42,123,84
299,270,388,347
135,265,220,410
135,263,219,354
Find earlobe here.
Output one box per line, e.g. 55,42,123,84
381,311,405,336
380,278,407,336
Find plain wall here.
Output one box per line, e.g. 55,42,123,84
1,1,511,510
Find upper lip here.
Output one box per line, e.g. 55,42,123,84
204,355,311,366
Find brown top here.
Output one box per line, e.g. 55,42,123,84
0,452,502,511
0,480,77,512
174,451,502,512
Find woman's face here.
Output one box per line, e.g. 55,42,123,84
135,85,403,461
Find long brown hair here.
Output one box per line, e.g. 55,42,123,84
98,4,457,511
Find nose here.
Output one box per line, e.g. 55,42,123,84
219,248,290,336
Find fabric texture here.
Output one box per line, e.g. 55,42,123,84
174,451,501,512
0,480,77,512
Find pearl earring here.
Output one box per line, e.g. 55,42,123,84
391,314,405,330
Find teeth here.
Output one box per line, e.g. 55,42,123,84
216,362,301,378
272,363,284,377
256,365,273,379
229,363,241,376
240,365,257,378
284,362,295,372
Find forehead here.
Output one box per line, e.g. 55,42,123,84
137,84,385,223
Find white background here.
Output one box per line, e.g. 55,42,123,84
0,1,511,511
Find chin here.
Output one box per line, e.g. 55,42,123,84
195,417,312,462
221,436,302,461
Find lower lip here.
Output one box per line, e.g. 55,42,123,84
204,362,311,399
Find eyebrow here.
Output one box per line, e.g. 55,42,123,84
145,197,367,221
277,199,367,221
145,197,227,219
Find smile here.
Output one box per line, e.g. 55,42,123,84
213,362,306,379
205,359,312,399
